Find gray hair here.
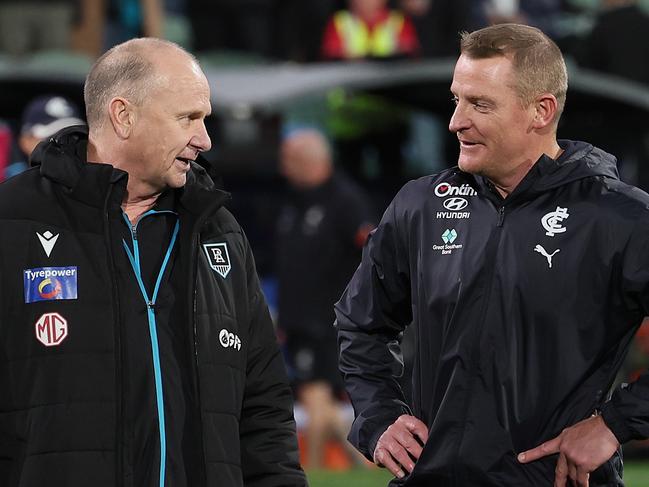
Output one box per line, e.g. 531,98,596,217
84,38,197,131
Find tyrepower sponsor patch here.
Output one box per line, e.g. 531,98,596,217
24,266,78,303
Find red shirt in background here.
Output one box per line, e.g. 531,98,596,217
321,8,420,60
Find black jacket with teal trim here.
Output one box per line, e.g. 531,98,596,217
335,140,649,486
0,126,306,487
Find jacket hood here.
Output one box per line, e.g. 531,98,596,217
30,125,229,213
474,140,619,200
532,139,619,191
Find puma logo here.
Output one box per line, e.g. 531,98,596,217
534,244,560,268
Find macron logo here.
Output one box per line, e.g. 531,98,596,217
37,231,59,257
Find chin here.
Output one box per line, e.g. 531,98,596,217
458,157,483,175
167,175,188,189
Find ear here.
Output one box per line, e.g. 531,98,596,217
107,97,135,139
531,93,558,130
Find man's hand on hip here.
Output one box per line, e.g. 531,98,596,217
373,414,428,479
517,414,620,487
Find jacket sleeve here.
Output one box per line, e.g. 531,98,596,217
334,191,414,461
601,221,649,443
239,238,307,486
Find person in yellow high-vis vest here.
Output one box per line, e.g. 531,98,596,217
319,1,420,206
321,0,419,59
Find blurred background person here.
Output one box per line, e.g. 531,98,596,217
3,94,84,179
275,128,375,469
102,0,163,50
187,0,275,57
570,0,649,190
69,0,164,57
321,0,420,60
575,0,649,86
471,0,564,38
273,0,338,62
0,0,77,56
0,121,11,181
321,0,421,208
399,0,472,58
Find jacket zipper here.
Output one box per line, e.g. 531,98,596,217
103,189,124,487
121,211,179,487
454,203,507,485
497,205,506,227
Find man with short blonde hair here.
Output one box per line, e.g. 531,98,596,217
460,23,568,123
337,23,649,486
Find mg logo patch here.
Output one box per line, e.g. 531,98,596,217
203,243,231,278
35,312,68,347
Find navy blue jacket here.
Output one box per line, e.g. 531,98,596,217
336,140,649,486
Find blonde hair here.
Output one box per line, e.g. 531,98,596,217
460,24,568,122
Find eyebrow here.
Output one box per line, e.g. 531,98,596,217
179,109,210,118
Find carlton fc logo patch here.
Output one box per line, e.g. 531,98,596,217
24,266,78,303
203,243,231,278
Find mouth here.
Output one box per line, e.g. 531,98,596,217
458,139,482,149
175,156,193,166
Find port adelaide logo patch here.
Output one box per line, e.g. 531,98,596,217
203,242,231,278
435,182,475,219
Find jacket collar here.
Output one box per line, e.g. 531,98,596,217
472,139,619,203
176,156,230,215
31,125,230,214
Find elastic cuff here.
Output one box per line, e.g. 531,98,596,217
600,400,633,444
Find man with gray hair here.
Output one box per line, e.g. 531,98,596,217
0,38,306,487
336,23,649,486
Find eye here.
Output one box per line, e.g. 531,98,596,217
451,96,459,105
473,102,490,113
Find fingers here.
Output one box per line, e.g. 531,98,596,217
374,445,407,479
554,453,568,487
518,435,561,463
577,470,590,487
525,415,615,486
402,415,429,445
373,415,429,479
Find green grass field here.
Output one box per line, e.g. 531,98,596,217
306,460,649,486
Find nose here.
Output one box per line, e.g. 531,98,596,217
448,101,470,134
192,119,212,153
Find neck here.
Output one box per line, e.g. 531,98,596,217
122,191,161,224
491,141,563,198
88,133,162,224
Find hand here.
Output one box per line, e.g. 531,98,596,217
373,414,428,479
517,415,620,487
